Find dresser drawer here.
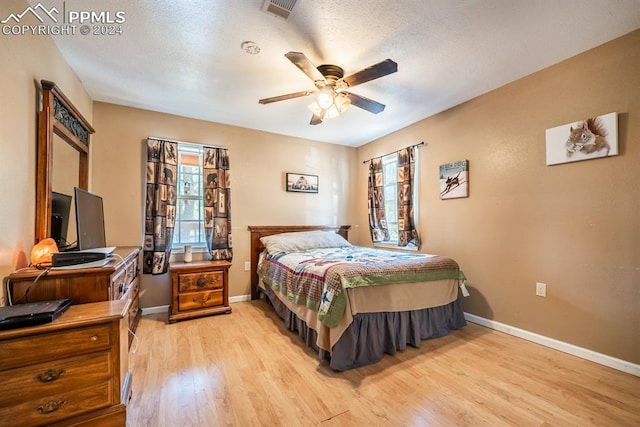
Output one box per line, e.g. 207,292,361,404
0,381,113,427
128,296,139,327
125,258,137,285
178,271,223,292
178,290,223,311
0,352,111,407
0,325,111,370
110,268,126,300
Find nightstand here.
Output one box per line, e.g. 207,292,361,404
168,260,232,323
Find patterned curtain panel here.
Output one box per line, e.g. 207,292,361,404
203,146,233,261
367,157,390,243
397,147,420,247
143,138,177,274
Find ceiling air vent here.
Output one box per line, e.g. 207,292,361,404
261,0,299,20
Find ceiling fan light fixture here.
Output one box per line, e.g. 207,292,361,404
316,87,335,109
307,100,323,115
324,104,340,119
334,93,350,113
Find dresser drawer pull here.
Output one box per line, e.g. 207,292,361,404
36,400,67,414
193,295,211,304
91,335,99,341
196,277,210,288
36,368,66,383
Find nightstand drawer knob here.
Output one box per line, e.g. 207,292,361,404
196,277,209,288
36,368,66,383
36,400,67,414
91,335,99,341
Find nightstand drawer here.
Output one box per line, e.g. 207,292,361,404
0,325,111,370
178,271,223,292
0,352,111,407
178,290,223,311
0,381,113,427
169,260,232,323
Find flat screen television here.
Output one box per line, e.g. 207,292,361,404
51,191,72,248
74,187,107,251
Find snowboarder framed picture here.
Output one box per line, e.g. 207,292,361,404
439,160,468,200
545,112,618,166
286,172,318,193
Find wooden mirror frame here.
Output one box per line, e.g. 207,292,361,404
35,80,95,244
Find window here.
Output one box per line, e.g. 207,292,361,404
382,153,399,243
378,150,419,247
173,144,206,248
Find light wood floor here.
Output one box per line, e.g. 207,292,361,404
127,300,640,426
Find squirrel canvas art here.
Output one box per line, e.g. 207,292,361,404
565,117,610,159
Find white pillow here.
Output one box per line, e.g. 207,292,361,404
260,230,351,254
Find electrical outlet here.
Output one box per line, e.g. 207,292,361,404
244,261,251,271
536,282,547,297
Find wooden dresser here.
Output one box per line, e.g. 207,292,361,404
169,260,232,323
5,247,141,348
0,300,131,426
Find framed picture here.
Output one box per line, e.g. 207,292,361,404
439,160,469,200
545,112,618,165
286,173,318,193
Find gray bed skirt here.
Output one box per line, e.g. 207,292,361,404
262,285,467,371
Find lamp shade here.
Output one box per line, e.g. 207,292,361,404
30,238,59,266
334,93,351,113
316,87,335,109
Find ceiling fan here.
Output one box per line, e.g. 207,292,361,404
259,51,398,125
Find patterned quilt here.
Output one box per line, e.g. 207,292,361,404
258,246,465,328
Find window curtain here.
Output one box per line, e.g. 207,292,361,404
202,146,233,261
143,138,177,274
397,146,420,247
367,156,389,243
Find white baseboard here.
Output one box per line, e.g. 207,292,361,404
141,305,169,316
140,295,252,317
464,313,640,377
229,294,252,303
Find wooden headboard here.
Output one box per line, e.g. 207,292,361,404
247,225,351,300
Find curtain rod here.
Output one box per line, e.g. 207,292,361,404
148,136,227,150
362,141,425,164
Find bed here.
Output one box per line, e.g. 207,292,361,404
248,225,467,371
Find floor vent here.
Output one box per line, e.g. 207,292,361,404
262,0,299,20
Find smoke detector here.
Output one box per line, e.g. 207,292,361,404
261,0,299,20
241,41,261,55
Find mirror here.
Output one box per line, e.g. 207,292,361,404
35,80,95,244
51,134,79,244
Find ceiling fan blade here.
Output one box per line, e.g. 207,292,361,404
340,59,398,88
285,52,326,85
310,110,324,125
346,92,386,114
259,90,314,104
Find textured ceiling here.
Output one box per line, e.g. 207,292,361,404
43,0,640,147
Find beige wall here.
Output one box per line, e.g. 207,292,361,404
357,30,640,364
90,103,358,308
0,0,93,304
2,0,636,366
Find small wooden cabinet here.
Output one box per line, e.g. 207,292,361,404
0,300,131,426
169,260,232,323
5,247,141,349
